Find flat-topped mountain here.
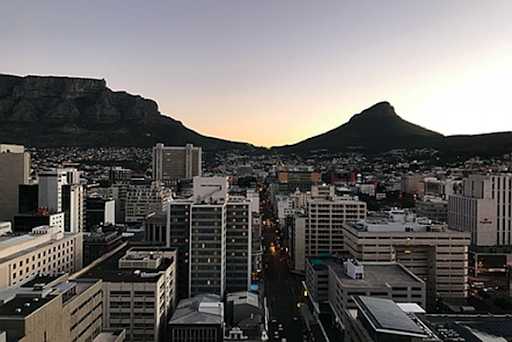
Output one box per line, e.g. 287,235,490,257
0,74,253,150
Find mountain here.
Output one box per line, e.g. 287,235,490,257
275,102,443,153
274,102,512,157
0,74,253,151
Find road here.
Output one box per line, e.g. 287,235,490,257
263,222,307,342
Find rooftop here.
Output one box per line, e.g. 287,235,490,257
79,246,175,282
169,293,224,325
354,296,429,338
321,258,424,287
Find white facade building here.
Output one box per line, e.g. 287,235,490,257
448,174,512,246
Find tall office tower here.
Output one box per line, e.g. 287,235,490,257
39,168,83,232
164,176,252,299
343,209,471,311
448,174,512,246
152,143,202,181
62,184,84,233
0,274,104,342
0,144,30,222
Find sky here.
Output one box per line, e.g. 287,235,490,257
2,1,512,147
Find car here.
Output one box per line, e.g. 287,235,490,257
293,316,298,321
271,316,277,323
278,323,284,331
274,331,280,339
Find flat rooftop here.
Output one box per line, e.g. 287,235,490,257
322,258,423,287
79,246,174,282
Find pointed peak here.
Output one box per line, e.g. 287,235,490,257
357,101,397,118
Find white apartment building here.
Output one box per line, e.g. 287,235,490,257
0,225,83,290
448,174,512,246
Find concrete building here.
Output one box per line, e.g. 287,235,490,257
305,255,426,330
109,166,132,186
0,225,83,291
85,197,116,229
125,182,172,223
287,214,307,272
152,143,202,181
162,177,252,299
343,210,471,310
167,293,224,342
0,144,30,223
38,168,84,233
415,196,448,223
82,246,177,342
306,197,366,258
448,174,512,246
345,296,440,342
401,172,424,197
0,273,103,342
83,230,123,266
13,210,65,233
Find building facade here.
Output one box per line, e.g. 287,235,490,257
152,143,202,181
0,144,30,223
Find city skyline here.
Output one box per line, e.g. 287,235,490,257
2,1,512,147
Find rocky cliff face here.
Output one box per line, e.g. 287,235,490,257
0,74,161,125
0,74,251,150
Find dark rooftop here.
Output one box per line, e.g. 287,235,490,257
79,245,175,282
0,295,55,317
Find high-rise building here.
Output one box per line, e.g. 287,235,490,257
448,174,512,246
152,143,202,181
160,177,252,299
0,144,30,222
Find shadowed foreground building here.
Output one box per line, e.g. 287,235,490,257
0,273,104,342
80,246,177,342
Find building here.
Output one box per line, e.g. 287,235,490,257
81,246,177,342
0,144,30,223
38,168,84,232
13,210,65,233
305,197,366,258
0,225,83,291
343,210,471,310
83,230,123,266
125,182,172,223
225,291,264,340
305,255,426,330
160,177,252,299
109,166,132,186
401,172,424,197
415,197,448,223
448,174,512,246
85,197,116,229
287,214,307,272
345,296,439,342
18,184,38,215
167,294,224,342
152,143,202,181
0,273,103,342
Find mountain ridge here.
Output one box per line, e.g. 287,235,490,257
1,73,511,157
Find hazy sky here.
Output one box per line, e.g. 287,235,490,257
2,1,512,147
